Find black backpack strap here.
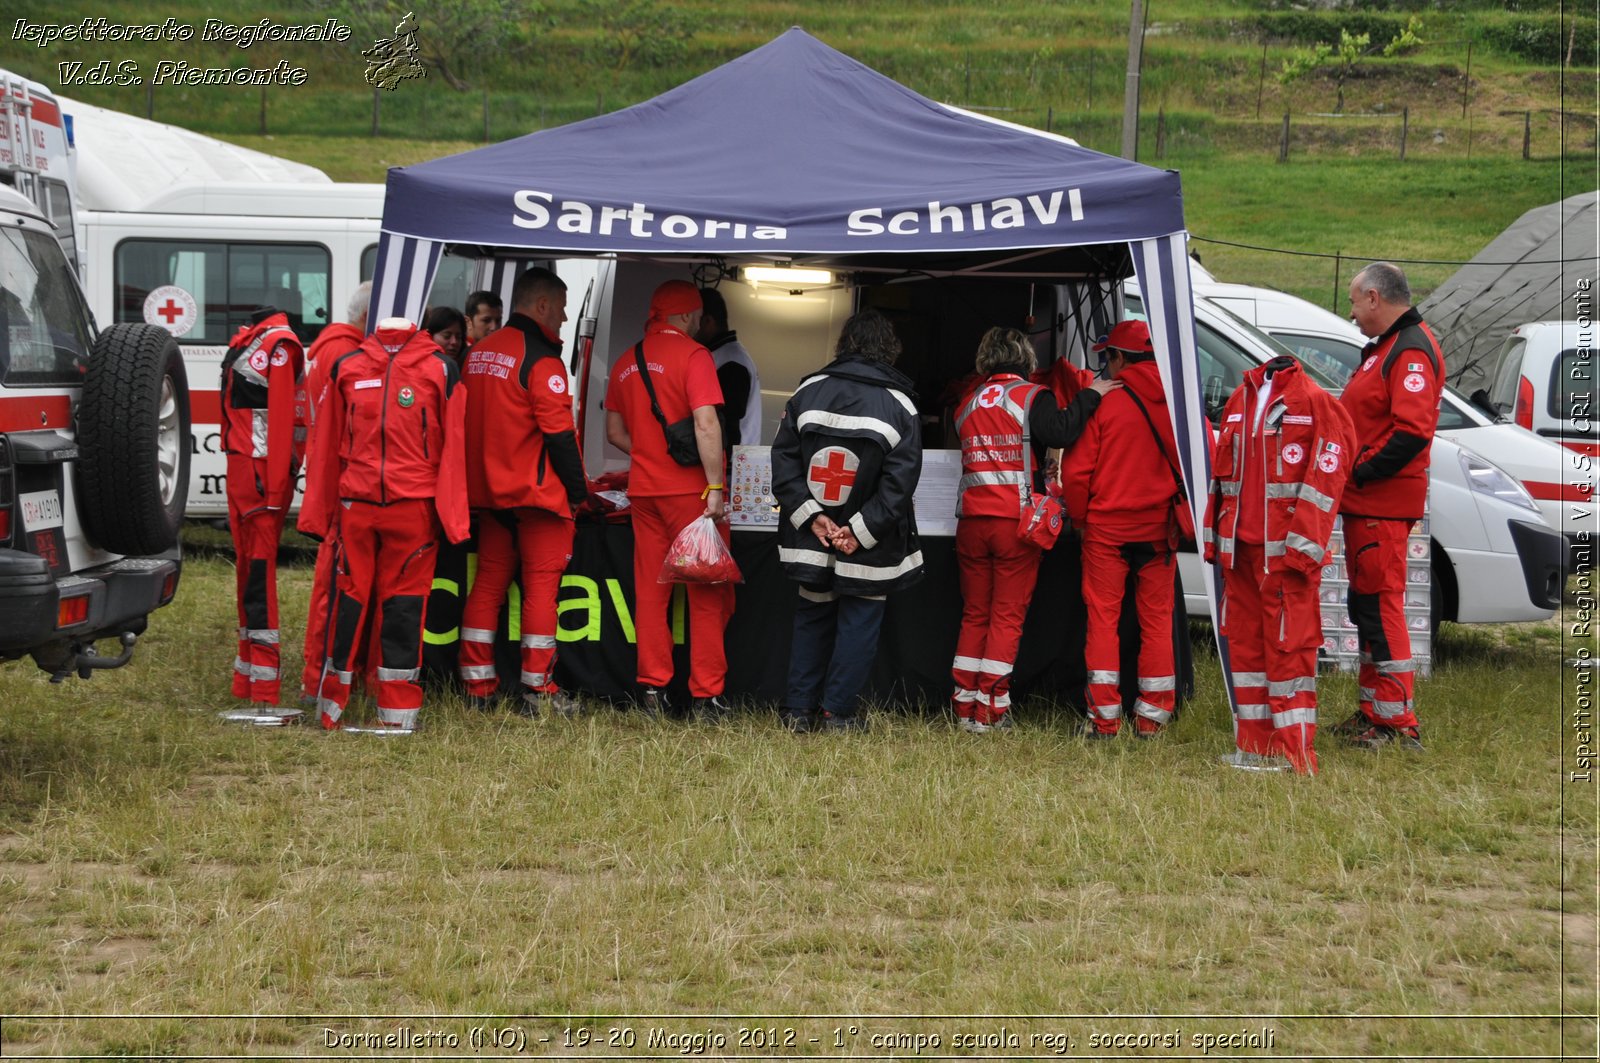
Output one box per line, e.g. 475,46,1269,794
632,340,672,435
1123,388,1187,502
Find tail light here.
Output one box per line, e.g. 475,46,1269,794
1513,375,1534,430
57,593,89,628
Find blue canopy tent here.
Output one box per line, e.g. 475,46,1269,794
371,28,1225,699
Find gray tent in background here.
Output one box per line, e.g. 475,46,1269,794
1419,190,1597,396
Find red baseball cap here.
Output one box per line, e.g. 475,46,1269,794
1090,319,1154,355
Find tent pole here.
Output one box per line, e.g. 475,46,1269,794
573,279,597,460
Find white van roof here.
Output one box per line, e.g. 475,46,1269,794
119,181,387,218
60,95,332,212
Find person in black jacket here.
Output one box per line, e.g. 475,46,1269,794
770,309,924,732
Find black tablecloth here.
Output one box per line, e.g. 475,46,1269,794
423,521,1192,712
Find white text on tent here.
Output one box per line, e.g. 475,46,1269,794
846,190,1083,237
512,191,787,241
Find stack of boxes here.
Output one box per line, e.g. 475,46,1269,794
1318,512,1433,679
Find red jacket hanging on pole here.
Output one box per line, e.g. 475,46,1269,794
220,312,305,508
299,323,470,544
219,311,305,707
1204,357,1357,576
298,321,469,730
1204,356,1355,774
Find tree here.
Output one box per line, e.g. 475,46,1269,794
583,0,694,73
1278,16,1423,114
312,0,542,91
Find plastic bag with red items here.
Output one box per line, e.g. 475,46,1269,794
658,516,742,584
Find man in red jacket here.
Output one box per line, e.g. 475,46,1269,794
1336,262,1443,751
299,318,470,731
1062,320,1185,739
1204,355,1355,775
604,280,729,722
299,282,370,702
459,268,589,716
220,308,305,709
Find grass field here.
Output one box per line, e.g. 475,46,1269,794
0,534,1593,1057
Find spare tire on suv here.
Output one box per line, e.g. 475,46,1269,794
76,323,192,555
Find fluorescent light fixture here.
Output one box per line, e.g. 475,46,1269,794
742,266,833,287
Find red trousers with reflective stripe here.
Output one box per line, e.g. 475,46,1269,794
1082,537,1175,734
317,498,439,729
952,516,1041,724
301,532,339,700
1344,517,1419,729
227,454,287,705
1223,543,1322,774
631,494,733,697
459,508,575,697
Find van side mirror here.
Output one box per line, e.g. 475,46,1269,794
1467,388,1499,419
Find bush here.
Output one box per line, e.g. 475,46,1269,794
1474,15,1598,66
1246,11,1412,47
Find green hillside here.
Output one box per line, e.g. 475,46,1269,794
5,0,1596,302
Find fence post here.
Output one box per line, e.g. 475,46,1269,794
1523,110,1532,160
1331,251,1343,315
371,86,380,137
1399,106,1408,161
259,87,267,135
1461,41,1472,120
1278,111,1290,162
1156,107,1166,159
1047,106,1053,133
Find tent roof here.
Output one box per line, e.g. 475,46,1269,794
383,28,1183,277
1419,190,1598,390
64,95,330,213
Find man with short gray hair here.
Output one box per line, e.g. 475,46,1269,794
1336,262,1443,751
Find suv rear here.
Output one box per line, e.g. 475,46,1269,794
0,186,188,678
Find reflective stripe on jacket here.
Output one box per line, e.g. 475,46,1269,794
955,375,1043,519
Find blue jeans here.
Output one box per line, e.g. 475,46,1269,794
783,590,887,718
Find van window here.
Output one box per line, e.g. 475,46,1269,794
0,226,92,385
1126,292,1256,424
39,178,77,272
1270,331,1361,386
1487,336,1528,419
114,240,331,345
1552,348,1596,424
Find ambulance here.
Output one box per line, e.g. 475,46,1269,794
0,72,81,271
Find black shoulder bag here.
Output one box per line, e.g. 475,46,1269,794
632,341,701,467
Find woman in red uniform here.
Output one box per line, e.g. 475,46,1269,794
950,327,1114,732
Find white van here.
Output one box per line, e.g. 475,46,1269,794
1196,279,1594,558
1484,320,1597,457
53,97,486,517
1123,283,1565,630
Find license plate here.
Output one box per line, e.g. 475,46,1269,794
19,489,63,531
